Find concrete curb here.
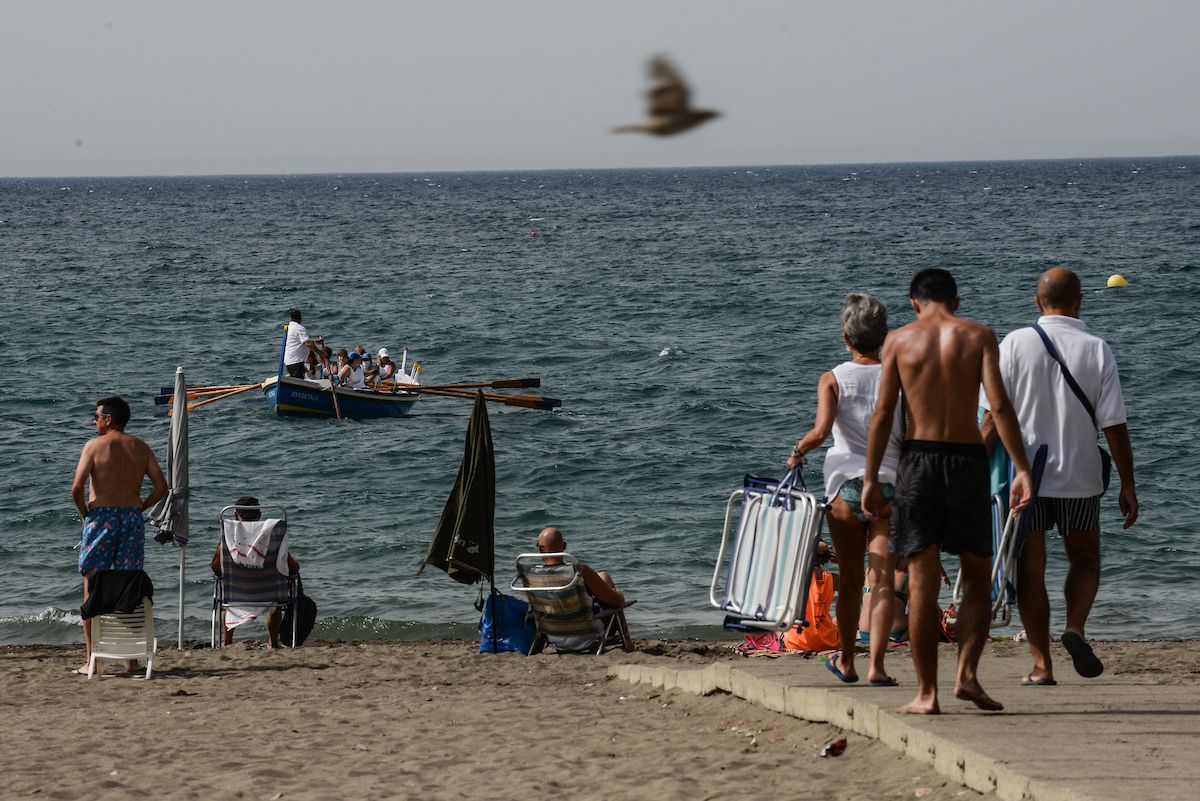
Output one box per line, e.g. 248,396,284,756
610,662,1093,801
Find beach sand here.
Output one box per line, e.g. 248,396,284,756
3,638,992,801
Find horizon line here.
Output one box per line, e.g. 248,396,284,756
2,152,1196,182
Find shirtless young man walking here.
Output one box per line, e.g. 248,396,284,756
863,269,1032,714
71,396,167,673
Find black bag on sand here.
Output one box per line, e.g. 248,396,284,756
280,576,317,647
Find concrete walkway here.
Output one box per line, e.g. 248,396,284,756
612,640,1200,801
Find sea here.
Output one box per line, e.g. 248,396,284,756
1,157,1197,646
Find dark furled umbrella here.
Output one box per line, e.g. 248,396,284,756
419,390,495,585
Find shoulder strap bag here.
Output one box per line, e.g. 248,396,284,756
1032,324,1112,494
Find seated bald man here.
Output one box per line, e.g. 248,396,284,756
536,526,627,609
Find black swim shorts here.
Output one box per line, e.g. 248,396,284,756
889,440,992,558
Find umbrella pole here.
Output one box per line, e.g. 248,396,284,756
490,578,497,655
178,547,187,650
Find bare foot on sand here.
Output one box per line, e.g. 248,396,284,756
896,696,940,715
954,682,1003,711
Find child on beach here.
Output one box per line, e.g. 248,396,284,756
787,293,903,685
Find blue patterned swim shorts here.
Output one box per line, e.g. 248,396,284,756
79,506,145,574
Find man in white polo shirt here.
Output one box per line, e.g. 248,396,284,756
283,309,322,378
984,267,1138,685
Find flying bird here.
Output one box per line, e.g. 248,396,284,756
612,56,720,137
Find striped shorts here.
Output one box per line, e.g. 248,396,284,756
1026,495,1102,537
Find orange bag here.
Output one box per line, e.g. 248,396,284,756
783,572,840,652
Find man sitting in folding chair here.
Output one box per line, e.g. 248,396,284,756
510,527,633,654
211,496,300,649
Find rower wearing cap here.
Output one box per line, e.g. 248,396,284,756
374,348,397,387
338,352,367,389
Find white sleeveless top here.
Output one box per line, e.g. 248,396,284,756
344,365,366,389
821,361,902,499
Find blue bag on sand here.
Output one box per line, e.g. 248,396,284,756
479,591,536,654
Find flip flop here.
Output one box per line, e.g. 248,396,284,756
1020,673,1057,686
868,676,899,687
825,654,859,684
1061,631,1104,678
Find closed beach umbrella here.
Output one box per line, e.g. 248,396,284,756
147,366,190,649
419,390,495,586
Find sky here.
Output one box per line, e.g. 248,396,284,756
2,1,1198,177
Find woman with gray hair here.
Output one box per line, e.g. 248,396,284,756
787,292,903,685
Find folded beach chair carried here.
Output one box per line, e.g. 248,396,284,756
509,554,633,655
710,467,827,632
211,504,298,648
83,570,157,679
953,444,1048,626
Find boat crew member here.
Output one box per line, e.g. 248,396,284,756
283,310,323,379
373,348,397,387
303,351,321,380
339,352,367,389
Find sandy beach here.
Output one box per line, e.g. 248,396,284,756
4,638,997,801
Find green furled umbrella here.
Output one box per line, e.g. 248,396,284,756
419,390,495,585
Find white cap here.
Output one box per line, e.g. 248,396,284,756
378,348,390,358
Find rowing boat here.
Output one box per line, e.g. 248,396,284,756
264,324,422,419
262,375,420,419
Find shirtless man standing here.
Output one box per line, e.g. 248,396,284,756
863,269,1032,714
71,396,167,673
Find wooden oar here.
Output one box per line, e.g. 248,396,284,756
375,377,541,392
159,383,256,395
156,384,257,405
316,352,343,421
169,383,262,415
411,386,562,410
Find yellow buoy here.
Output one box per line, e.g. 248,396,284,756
1106,274,1128,288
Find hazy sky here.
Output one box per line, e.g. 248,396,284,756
3,1,1198,177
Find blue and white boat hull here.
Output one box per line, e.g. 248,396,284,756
262,376,419,419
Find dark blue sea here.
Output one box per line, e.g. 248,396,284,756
1,158,1197,645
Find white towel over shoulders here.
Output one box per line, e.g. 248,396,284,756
222,520,278,568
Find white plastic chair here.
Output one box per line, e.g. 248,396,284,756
88,600,157,679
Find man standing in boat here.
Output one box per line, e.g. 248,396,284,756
283,310,323,378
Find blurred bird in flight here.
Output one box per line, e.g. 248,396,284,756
612,56,720,137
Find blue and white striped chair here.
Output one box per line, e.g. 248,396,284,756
710,469,827,632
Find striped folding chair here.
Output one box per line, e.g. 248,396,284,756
211,505,297,648
510,555,632,655
953,444,1049,626
710,468,827,632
